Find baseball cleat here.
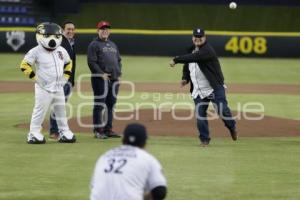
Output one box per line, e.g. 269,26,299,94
200,141,209,147
104,129,121,138
27,132,46,144
94,129,108,139
58,130,76,143
229,128,238,141
49,132,59,140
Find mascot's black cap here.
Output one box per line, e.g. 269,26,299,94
36,22,62,35
123,123,148,148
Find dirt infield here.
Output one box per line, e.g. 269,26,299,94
16,109,300,138
4,81,299,138
1,81,300,94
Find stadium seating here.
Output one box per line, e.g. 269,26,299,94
0,0,38,26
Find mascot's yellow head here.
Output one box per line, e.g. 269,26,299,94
36,22,62,51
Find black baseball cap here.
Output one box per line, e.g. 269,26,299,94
193,28,205,38
122,123,148,147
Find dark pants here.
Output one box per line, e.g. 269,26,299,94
193,86,236,143
91,77,119,131
49,82,72,134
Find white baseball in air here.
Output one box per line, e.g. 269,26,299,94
229,2,237,9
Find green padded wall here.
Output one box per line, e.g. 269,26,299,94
55,3,300,31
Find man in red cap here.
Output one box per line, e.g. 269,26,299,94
87,20,122,139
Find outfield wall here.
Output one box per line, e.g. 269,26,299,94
55,3,300,32
1,28,300,57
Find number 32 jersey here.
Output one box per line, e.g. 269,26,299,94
90,145,167,200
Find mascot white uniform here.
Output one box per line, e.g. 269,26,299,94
20,22,76,144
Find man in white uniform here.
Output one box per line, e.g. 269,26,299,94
20,22,76,144
90,123,167,200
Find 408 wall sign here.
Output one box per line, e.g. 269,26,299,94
225,36,267,55
214,32,300,57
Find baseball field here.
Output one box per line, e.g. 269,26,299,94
0,53,300,200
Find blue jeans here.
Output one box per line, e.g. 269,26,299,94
193,86,236,143
49,82,72,134
91,77,119,131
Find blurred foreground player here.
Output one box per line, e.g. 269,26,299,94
90,123,167,200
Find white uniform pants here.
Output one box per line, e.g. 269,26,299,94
29,83,70,134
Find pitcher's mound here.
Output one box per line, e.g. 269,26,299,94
16,109,300,137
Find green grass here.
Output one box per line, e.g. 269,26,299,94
1,54,300,200
1,54,300,84
1,131,300,200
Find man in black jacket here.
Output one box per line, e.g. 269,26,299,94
87,21,122,139
49,21,77,140
170,28,237,146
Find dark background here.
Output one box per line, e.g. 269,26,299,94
1,0,300,57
